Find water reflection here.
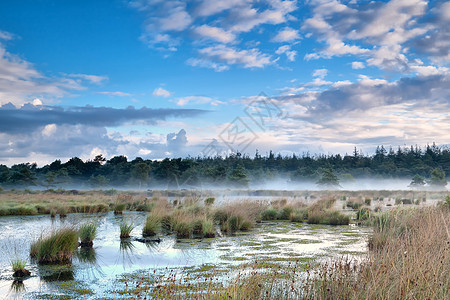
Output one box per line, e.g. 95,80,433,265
76,247,97,265
10,280,25,293
119,239,136,267
39,266,74,282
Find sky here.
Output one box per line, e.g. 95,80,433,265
0,0,449,166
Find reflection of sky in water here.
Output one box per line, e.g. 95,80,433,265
0,211,370,298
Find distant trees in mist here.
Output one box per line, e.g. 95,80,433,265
0,143,449,189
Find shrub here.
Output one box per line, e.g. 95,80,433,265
364,198,372,206
261,208,278,220
120,221,135,239
143,215,161,237
79,223,97,247
30,228,79,264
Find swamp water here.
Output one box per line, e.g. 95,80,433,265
0,212,370,299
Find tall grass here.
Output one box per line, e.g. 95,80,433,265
30,228,79,264
142,214,161,237
120,221,135,239
124,206,449,299
79,222,97,247
302,206,450,299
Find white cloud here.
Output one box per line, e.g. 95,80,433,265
275,45,297,61
198,45,273,68
351,61,365,69
42,124,57,137
193,25,236,43
98,91,132,97
67,73,108,84
186,58,229,72
272,27,300,42
0,30,13,41
153,87,172,97
176,95,225,106
0,44,92,106
312,69,328,79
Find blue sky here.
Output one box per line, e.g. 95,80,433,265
0,0,449,165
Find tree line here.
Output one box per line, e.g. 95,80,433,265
0,143,449,189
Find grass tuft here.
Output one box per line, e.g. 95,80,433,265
79,222,97,247
120,221,135,239
30,228,79,264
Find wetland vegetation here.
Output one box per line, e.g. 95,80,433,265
0,189,448,299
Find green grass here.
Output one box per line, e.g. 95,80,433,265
261,208,278,220
201,219,215,238
307,210,349,225
79,222,97,246
120,221,135,238
11,257,26,273
30,228,79,264
142,214,161,237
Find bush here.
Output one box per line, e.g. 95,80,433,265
30,228,79,264
261,208,278,220
365,198,372,206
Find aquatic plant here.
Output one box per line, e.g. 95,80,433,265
120,221,135,238
204,197,215,206
11,258,30,277
79,222,97,247
30,228,79,264
261,208,278,220
142,214,161,237
307,210,349,225
114,203,126,214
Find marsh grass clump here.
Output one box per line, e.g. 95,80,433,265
114,203,126,215
289,208,308,222
143,214,161,237
11,258,30,277
307,210,349,225
204,197,215,206
79,222,97,247
30,228,79,264
356,207,371,221
120,221,135,239
201,219,215,238
261,208,278,220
